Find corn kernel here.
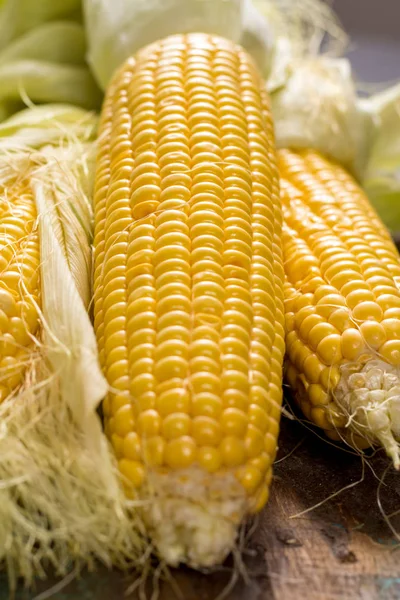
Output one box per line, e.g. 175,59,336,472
165,436,196,469
197,446,222,473
119,459,145,488
137,409,161,437
236,465,263,495
162,413,191,440
123,431,141,460
113,404,135,437
192,416,222,446
341,328,365,361
244,425,265,458
142,436,165,467
359,321,386,349
220,436,246,468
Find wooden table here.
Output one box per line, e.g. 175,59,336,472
3,414,399,600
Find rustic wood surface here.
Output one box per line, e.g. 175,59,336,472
2,414,399,600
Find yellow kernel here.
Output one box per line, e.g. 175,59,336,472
154,355,187,381
236,465,263,495
118,459,145,488
316,294,347,318
294,293,314,311
162,412,191,440
341,328,365,361
308,322,337,350
9,316,31,346
345,289,375,309
111,434,124,458
123,432,141,460
316,334,342,365
264,432,277,458
244,425,265,459
341,279,370,296
113,404,135,437
220,436,246,467
379,340,400,365
319,365,340,391
294,305,316,329
0,309,9,333
359,321,386,349
381,318,400,340
384,307,400,319
0,384,9,403
142,436,165,467
0,289,16,317
251,483,269,513
299,314,324,342
0,333,18,356
311,406,331,430
222,388,248,411
249,452,271,475
192,394,223,418
197,446,222,473
110,393,130,414
192,416,222,446
103,395,111,416
313,285,337,303
156,387,190,416
137,409,161,437
221,407,248,437
302,354,324,384
308,383,329,406
326,403,347,428
377,294,400,312
247,404,269,433
18,300,38,332
328,307,351,332
165,436,196,469
285,313,295,332
352,301,383,322
285,362,298,388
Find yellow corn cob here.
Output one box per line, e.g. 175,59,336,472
0,180,40,401
93,33,285,567
280,148,400,466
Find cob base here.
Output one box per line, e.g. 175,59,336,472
336,358,400,467
143,467,247,567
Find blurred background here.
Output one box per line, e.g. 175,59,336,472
334,0,400,83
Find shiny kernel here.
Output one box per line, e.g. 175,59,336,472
192,394,223,418
156,388,190,416
251,483,269,513
123,432,141,460
192,416,222,446
377,294,400,312
308,322,338,350
359,321,386,349
221,407,248,437
142,436,165,467
0,333,17,357
113,404,135,437
352,301,383,322
111,434,124,458
248,404,269,433
285,362,298,387
384,307,400,319
0,289,16,317
236,465,263,495
0,309,9,333
118,459,145,488
294,293,314,311
316,334,342,365
302,354,324,384
220,436,246,467
244,425,265,458
111,393,130,414
249,452,271,474
197,446,222,473
162,413,191,441
320,366,340,391
341,328,365,361
299,314,324,341
264,431,277,457
328,307,351,332
308,383,329,406
9,317,31,346
137,409,161,437
345,289,375,309
165,436,196,469
381,318,400,340
311,406,331,430
379,340,400,365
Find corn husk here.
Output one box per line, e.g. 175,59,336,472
0,106,144,589
361,83,400,232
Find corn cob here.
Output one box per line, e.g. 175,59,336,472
0,179,40,401
93,33,285,567
280,148,400,466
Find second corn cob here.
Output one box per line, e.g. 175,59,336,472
280,148,400,466
93,33,285,567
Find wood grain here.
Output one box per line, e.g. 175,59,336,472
2,416,399,600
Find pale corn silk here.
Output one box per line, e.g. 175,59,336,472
92,33,285,567
281,148,400,467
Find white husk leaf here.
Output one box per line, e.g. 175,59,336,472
0,106,145,588
271,57,375,177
